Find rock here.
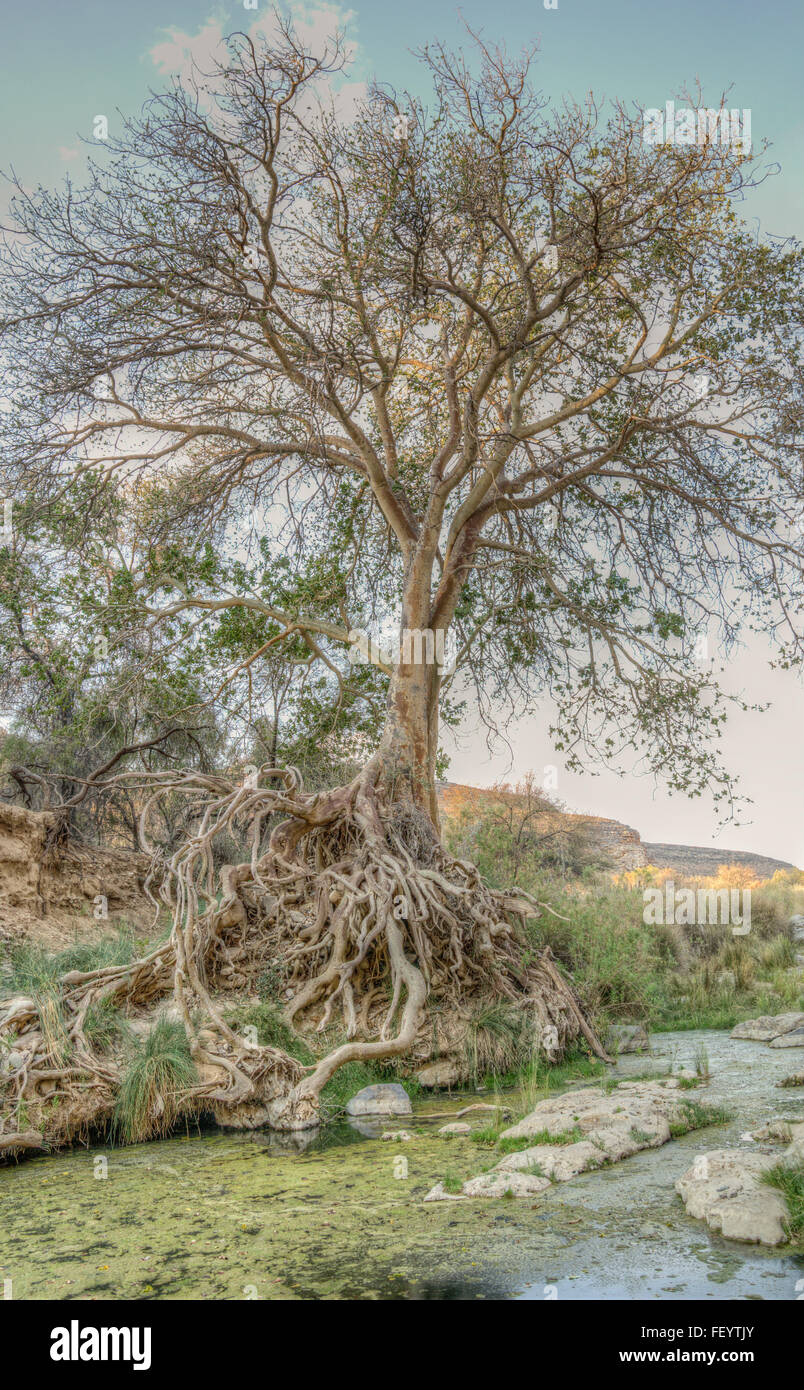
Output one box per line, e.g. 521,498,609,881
731,1012,804,1043
381,1130,412,1142
496,1139,606,1181
500,1079,687,1145
675,1149,789,1246
438,1122,471,1135
711,1192,790,1245
749,1121,792,1143
461,1171,551,1199
789,915,804,942
607,1023,650,1054
446,1077,718,1204
779,1071,804,1088
589,1116,667,1158
415,1058,461,1088
768,1027,804,1049
345,1083,412,1117
0,1048,26,1075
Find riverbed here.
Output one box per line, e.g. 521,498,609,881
1,1030,802,1300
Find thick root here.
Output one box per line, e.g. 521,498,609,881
0,761,610,1158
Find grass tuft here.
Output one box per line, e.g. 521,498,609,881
463,1001,539,1085
111,1015,196,1146
760,1160,804,1242
1,929,139,998
668,1099,732,1138
225,1001,312,1063
84,997,128,1052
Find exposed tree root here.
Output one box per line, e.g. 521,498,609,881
0,761,611,1158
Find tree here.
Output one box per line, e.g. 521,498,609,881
0,480,229,846
1,23,803,1150
446,775,608,883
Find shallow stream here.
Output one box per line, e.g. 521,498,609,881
1,1029,802,1300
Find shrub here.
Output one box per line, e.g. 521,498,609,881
748,881,801,940
525,888,665,1029
756,937,796,971
319,1060,383,1114
34,984,73,1067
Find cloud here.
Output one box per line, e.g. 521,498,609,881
148,16,226,81
148,4,361,84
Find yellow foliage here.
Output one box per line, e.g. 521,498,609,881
708,864,762,891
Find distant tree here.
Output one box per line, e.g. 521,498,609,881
446,775,606,882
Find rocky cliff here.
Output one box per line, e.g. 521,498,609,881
641,842,796,880
437,781,647,870
437,782,798,879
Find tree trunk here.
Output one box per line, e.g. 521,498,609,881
377,658,441,828
374,544,447,828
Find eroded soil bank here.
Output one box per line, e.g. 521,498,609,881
1,1030,802,1300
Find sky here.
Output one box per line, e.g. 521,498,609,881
1,0,803,863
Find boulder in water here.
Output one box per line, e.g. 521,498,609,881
675,1149,790,1246
345,1083,412,1117
731,1012,804,1043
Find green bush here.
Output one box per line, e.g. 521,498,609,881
525,887,665,1030
445,796,804,1039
